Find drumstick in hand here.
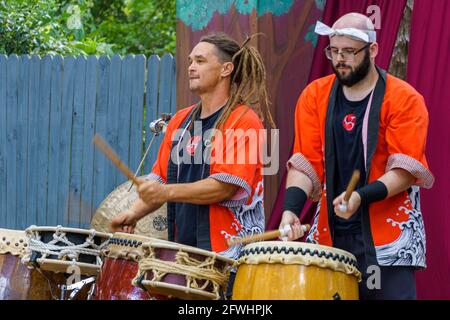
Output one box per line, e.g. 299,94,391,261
227,224,311,246
93,134,142,187
338,169,360,212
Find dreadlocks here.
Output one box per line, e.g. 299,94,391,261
191,32,276,130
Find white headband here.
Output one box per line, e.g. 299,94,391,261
314,21,376,43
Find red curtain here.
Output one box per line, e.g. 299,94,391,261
268,0,407,231
407,0,450,300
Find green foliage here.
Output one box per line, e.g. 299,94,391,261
0,0,175,56
90,0,176,56
0,0,81,55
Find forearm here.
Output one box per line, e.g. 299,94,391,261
129,197,163,219
282,168,314,215
165,178,238,205
286,167,313,196
377,168,415,198
352,168,415,208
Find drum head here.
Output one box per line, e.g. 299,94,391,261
239,241,361,280
91,177,168,239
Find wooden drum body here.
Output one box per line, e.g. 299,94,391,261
232,241,361,300
19,226,111,300
134,241,236,300
0,228,67,300
93,233,167,300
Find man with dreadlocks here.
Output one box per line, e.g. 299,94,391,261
111,33,274,292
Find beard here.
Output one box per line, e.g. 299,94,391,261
332,49,371,87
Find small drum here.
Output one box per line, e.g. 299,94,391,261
93,233,168,300
134,241,236,300
22,226,111,276
21,226,111,299
232,241,361,300
0,228,67,300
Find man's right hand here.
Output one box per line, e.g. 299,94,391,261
279,210,305,241
110,209,140,233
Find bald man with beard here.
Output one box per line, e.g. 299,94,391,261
279,13,434,299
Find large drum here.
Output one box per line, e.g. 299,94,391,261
232,241,361,300
133,241,236,300
0,228,67,300
93,233,168,300
21,226,111,299
90,178,168,239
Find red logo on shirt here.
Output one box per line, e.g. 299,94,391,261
186,136,201,155
342,114,356,131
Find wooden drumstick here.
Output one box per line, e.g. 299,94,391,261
339,169,360,212
93,134,142,187
227,224,311,246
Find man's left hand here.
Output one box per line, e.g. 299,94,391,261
332,191,362,220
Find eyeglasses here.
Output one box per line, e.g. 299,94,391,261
324,43,371,61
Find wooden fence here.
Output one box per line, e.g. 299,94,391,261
0,53,175,229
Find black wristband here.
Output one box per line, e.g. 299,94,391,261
283,187,307,215
356,180,388,207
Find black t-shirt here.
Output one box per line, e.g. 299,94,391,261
174,107,223,246
332,87,370,234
